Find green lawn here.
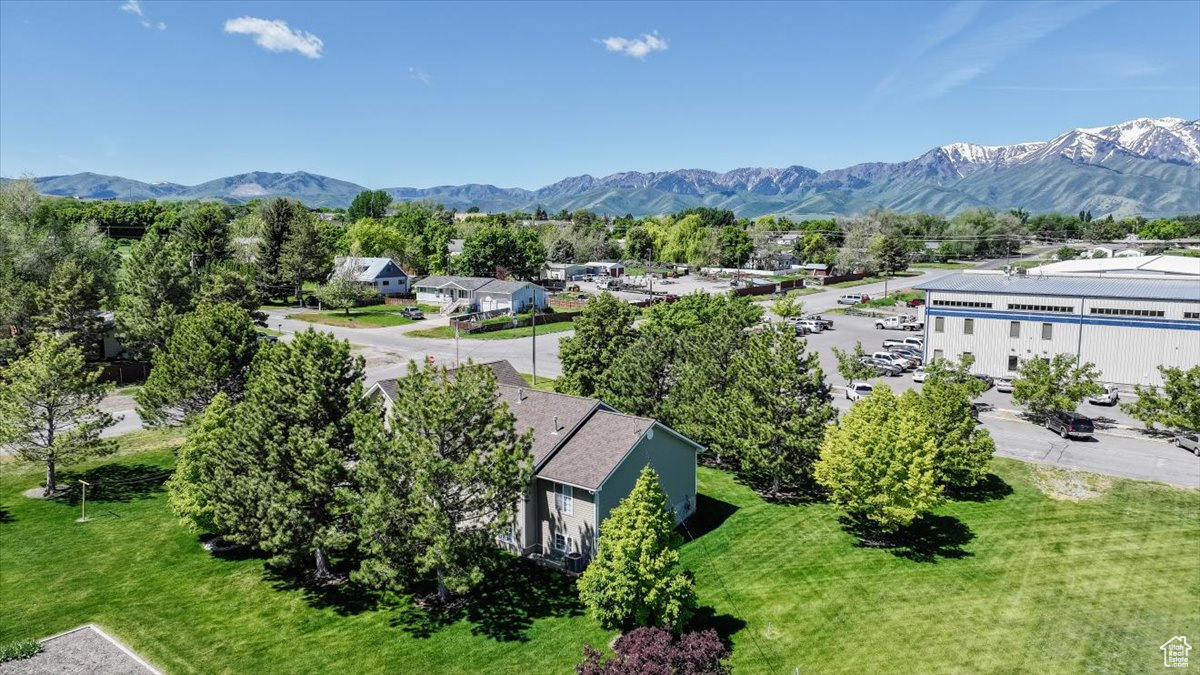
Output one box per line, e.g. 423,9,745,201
519,373,558,392
2,435,1197,673
1164,248,1200,258
408,320,576,341
293,304,421,328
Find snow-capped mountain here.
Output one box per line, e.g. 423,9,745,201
18,117,1200,217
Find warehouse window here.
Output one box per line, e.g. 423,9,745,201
931,299,992,308
1089,307,1166,317
935,316,944,333
1186,312,1200,320
1007,303,1072,313
1007,355,1019,371
933,349,944,361
964,318,974,335
1009,321,1020,338
1041,323,1052,340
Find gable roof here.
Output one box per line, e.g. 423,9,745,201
370,360,527,403
497,385,601,465
412,276,539,295
334,257,406,282
538,410,656,490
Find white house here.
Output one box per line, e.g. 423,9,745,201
543,262,587,280
332,257,410,296
413,276,548,313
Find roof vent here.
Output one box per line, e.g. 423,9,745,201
552,415,559,435
517,388,523,402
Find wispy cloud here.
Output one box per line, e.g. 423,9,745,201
224,17,324,59
981,84,1197,92
873,1,1111,103
409,66,432,86
120,0,167,30
596,31,668,59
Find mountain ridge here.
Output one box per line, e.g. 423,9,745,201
13,116,1199,217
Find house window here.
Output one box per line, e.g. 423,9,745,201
553,531,574,553
933,349,944,361
1041,323,1052,340
934,317,944,333
1009,321,1020,338
554,483,573,515
964,318,974,335
381,280,389,286
1008,355,1019,371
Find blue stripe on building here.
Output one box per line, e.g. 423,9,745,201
925,307,1200,331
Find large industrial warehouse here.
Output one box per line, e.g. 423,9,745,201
916,271,1200,387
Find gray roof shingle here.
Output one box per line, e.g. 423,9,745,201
916,273,1200,302
538,410,656,490
497,385,600,465
371,360,527,403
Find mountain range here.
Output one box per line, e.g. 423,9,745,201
16,117,1200,218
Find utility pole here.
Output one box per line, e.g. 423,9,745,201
531,298,537,386
455,323,460,368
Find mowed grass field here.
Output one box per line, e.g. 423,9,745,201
1,431,1197,673
291,303,438,329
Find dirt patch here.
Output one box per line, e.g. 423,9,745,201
1031,465,1113,501
21,485,68,499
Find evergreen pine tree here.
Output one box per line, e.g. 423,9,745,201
166,393,234,533
115,229,193,359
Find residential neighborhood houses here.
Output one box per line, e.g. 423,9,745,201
3,180,1200,675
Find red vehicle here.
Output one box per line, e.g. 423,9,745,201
906,298,926,307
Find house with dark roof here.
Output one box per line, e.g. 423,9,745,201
412,276,548,313
331,257,410,295
366,360,703,572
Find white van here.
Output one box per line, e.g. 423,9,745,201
837,293,870,305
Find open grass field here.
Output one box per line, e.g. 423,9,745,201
1,433,1197,673
292,304,422,329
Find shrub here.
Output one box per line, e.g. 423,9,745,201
0,638,41,663
577,627,730,675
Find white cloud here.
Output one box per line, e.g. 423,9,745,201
224,16,324,59
596,31,668,59
409,66,432,86
120,0,165,30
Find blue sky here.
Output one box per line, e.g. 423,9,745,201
1,1,1197,188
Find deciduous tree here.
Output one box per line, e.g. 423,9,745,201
814,386,941,532
770,291,805,319
346,190,393,221
1011,354,1102,422
558,293,639,397
578,627,730,675
316,254,379,315
578,466,696,631
1123,365,1200,433
0,335,115,495
831,341,876,383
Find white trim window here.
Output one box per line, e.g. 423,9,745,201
554,483,573,515
553,531,575,553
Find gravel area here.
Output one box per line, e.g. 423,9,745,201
0,625,159,675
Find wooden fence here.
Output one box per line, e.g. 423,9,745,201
452,311,580,334
98,361,151,385
817,272,869,286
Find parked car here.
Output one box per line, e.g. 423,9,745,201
888,345,923,360
845,381,874,401
903,336,924,349
400,307,425,319
912,367,928,383
871,351,914,371
805,314,834,329
972,373,995,390
798,319,825,333
860,356,902,376
906,298,926,307
1045,411,1094,439
1174,433,1199,456
996,377,1014,393
1088,385,1120,406
837,293,870,305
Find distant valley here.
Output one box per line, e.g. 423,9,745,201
14,117,1200,218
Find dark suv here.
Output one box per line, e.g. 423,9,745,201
1045,411,1094,439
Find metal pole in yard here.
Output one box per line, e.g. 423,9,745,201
77,480,90,523
455,324,460,368
531,300,537,386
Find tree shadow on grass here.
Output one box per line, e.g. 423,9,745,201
681,494,739,541
56,464,172,505
688,605,748,651
0,505,13,524
841,513,975,563
391,554,586,642
944,473,1012,503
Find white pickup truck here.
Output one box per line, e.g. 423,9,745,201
874,315,924,331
